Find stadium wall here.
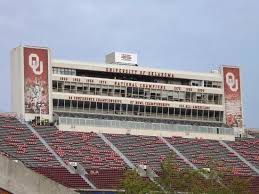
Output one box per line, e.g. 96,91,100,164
11,46,24,118
0,155,78,194
59,124,235,141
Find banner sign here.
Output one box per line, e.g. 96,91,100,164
223,66,243,128
24,47,49,114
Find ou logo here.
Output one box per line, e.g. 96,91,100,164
29,53,43,75
226,72,239,92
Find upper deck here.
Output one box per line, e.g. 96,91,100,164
52,59,222,88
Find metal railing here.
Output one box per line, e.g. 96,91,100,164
59,116,234,135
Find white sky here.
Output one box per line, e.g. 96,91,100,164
0,0,258,127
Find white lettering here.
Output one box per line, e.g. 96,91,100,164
29,53,43,75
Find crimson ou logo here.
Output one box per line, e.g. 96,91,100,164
226,72,239,92
29,53,43,75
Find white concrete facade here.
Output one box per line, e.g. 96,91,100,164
10,45,244,140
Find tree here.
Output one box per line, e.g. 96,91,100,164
158,153,208,194
120,153,253,194
159,154,253,194
120,169,157,194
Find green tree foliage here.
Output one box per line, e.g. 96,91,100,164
121,153,252,194
158,153,252,194
120,170,157,194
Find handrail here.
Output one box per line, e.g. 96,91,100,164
22,120,97,189
219,140,259,175
59,116,234,136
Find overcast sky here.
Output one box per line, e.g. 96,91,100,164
0,0,258,128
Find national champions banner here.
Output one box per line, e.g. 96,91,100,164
223,66,243,128
24,47,49,114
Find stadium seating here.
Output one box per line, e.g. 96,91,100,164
105,133,190,171
34,126,126,170
88,169,125,189
248,130,259,138
165,136,256,176
0,114,259,193
226,138,259,170
32,167,90,189
0,115,91,189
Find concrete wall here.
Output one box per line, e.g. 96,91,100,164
11,46,24,118
0,155,78,194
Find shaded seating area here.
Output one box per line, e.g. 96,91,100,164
165,136,256,176
105,133,190,172
0,115,91,189
226,138,259,170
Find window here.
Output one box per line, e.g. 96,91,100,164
57,82,63,92
115,104,121,114
58,99,64,109
196,93,202,103
114,87,121,97
208,94,214,104
185,92,191,102
65,100,70,110
84,101,90,111
103,103,109,113
209,110,215,121
192,109,198,120
198,110,203,120
52,81,58,91
157,107,163,116
64,83,70,93
78,101,83,110
139,105,144,116
132,88,139,98
133,105,139,116
163,107,169,117
52,67,76,75
139,88,144,99
71,83,76,93
96,85,101,95
102,87,108,95
203,110,209,120
180,108,186,119
127,87,133,97
175,108,180,118
77,83,83,94
186,109,192,119
71,100,77,110
191,80,202,86
53,79,222,106
151,106,156,117
215,111,220,121
90,102,97,111
121,89,126,97
150,90,156,100
169,108,175,117
83,83,90,94
90,85,95,95
97,102,103,113
145,106,151,116
121,104,127,115
108,103,115,113
128,104,133,115
53,99,58,108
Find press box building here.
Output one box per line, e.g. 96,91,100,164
10,45,244,141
